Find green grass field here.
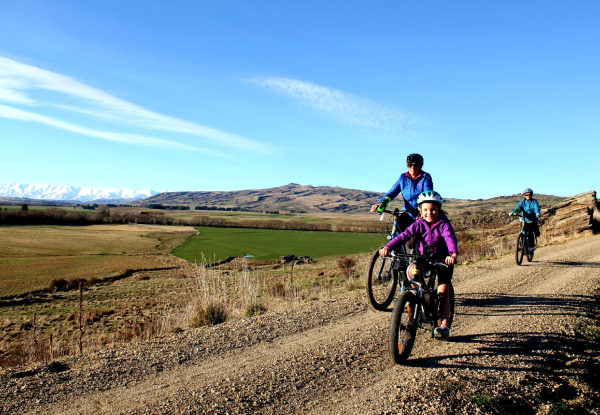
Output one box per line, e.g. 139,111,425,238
172,226,386,262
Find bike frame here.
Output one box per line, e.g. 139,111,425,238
518,214,539,247
389,250,448,331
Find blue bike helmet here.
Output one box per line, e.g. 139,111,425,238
523,188,533,195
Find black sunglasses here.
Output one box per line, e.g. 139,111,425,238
407,163,422,168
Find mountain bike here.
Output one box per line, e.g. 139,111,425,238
514,211,538,266
366,206,416,311
388,248,455,364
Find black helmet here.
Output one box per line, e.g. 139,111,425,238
406,153,424,165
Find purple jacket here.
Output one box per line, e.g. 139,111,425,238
385,217,459,258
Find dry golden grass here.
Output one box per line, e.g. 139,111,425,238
0,225,196,297
0,224,196,258
0,255,170,296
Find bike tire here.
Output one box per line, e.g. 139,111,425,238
515,234,524,266
366,248,399,311
389,290,418,364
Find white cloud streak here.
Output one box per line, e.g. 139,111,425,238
249,76,410,135
0,104,229,157
0,56,271,153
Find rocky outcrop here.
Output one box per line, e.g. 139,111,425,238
454,211,514,227
540,190,598,240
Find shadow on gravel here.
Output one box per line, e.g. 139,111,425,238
542,260,600,268
407,291,599,375
517,260,600,268
408,331,581,372
455,293,592,318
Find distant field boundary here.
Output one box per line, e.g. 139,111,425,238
0,266,179,306
0,208,387,234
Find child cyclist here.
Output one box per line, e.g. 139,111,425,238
379,190,458,341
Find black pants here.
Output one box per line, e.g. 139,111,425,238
436,263,454,286
396,211,416,232
524,222,540,247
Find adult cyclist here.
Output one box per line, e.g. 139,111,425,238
370,153,434,232
509,188,541,253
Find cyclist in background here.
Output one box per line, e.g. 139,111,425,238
509,188,541,252
371,153,433,232
379,191,458,341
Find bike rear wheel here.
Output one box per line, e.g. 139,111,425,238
515,234,525,266
389,290,418,364
366,248,399,311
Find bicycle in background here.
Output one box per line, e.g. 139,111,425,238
366,205,417,311
513,209,538,265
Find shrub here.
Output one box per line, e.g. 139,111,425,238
244,302,268,318
268,282,286,298
191,301,228,327
67,278,87,289
337,256,356,278
49,278,68,293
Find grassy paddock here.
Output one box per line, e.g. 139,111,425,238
172,226,386,262
0,224,195,296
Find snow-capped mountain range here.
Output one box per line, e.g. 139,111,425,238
0,183,160,203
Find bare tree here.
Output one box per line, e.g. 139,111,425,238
97,204,110,216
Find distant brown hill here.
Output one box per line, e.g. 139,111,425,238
139,183,567,215
140,183,383,213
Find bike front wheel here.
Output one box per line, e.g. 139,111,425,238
515,234,524,266
389,290,419,364
366,248,398,311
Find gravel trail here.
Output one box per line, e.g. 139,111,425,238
3,235,600,414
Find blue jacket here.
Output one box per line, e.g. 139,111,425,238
511,199,541,222
377,171,433,218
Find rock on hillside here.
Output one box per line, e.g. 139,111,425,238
542,190,599,239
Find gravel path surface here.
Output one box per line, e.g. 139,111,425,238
2,235,600,414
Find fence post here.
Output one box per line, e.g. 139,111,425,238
78,281,83,354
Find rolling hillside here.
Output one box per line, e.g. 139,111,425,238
140,183,566,214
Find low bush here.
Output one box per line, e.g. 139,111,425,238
268,282,286,298
48,278,68,293
244,302,268,318
337,256,356,278
191,301,228,327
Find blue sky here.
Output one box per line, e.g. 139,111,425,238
0,1,598,200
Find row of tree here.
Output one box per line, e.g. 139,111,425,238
0,208,178,226
0,207,387,233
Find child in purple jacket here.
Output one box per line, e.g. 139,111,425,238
379,190,458,340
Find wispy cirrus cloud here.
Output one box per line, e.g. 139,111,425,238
0,56,271,153
0,104,228,157
248,76,412,135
